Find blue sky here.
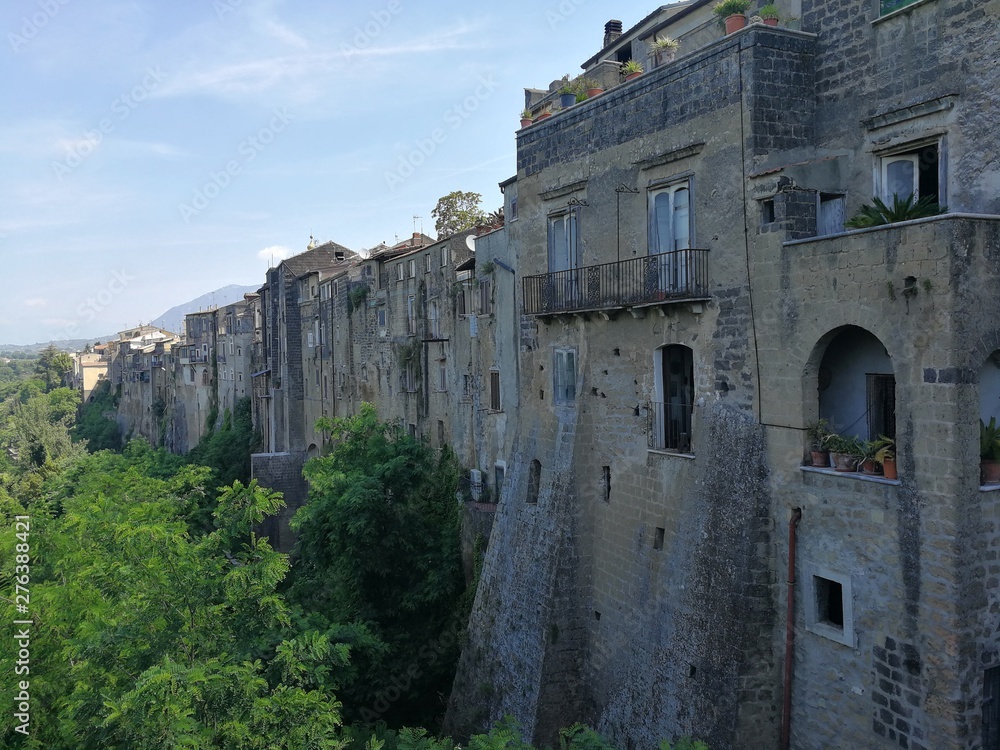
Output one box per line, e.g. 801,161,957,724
0,0,652,345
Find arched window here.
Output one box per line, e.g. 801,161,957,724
651,345,694,453
818,327,894,441
527,459,541,504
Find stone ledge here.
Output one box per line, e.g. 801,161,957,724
800,465,901,486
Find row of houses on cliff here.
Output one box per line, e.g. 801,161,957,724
77,0,1000,748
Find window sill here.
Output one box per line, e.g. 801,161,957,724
800,466,900,485
648,449,695,460
980,483,1000,493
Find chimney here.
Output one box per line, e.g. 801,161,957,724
412,232,422,246
604,19,622,48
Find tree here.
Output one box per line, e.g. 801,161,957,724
431,191,486,239
289,404,466,729
35,345,74,391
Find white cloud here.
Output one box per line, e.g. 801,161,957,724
257,245,293,263
24,298,48,308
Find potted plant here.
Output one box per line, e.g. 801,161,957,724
981,418,1000,484
873,436,897,480
826,434,862,472
535,107,553,122
806,419,830,467
859,439,882,475
580,77,604,97
650,36,680,66
622,59,644,81
558,83,577,108
758,3,780,25
520,109,533,128
714,0,752,33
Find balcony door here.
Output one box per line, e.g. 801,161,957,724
651,183,691,296
547,210,580,308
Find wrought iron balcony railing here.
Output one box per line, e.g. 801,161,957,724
647,400,693,453
522,249,709,316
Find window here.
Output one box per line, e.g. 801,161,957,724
425,254,432,273
408,423,417,438
428,300,440,338
867,373,896,441
761,198,775,225
984,666,1000,750
877,141,941,205
396,264,404,281
479,278,492,316
441,246,449,267
489,369,501,411
495,462,506,498
436,358,447,392
602,465,611,502
437,419,445,446
408,259,416,278
547,211,581,307
554,349,577,404
651,345,694,452
407,295,416,335
649,181,692,294
806,569,854,647
527,459,541,504
508,182,518,221
818,193,845,236
360,365,368,382
403,359,417,392
324,374,328,397
378,308,387,328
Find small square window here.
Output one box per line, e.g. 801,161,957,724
806,567,854,647
653,527,665,551
761,198,775,225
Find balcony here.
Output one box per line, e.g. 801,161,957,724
522,250,709,317
879,0,921,14
646,400,692,454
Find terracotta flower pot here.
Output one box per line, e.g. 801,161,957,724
833,452,859,472
625,72,642,81
535,112,552,121
725,14,748,33
763,17,779,26
882,458,898,480
982,460,1000,484
861,458,881,476
520,118,533,128
585,87,604,98
810,449,829,468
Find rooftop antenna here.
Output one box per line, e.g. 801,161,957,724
413,215,423,236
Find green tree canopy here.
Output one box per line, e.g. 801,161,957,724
34,345,74,391
431,191,486,239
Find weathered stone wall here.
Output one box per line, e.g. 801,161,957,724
251,451,308,554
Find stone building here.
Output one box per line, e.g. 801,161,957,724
71,345,109,402
447,2,1000,750
109,325,180,444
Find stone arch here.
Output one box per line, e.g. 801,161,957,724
306,443,319,459
803,325,895,440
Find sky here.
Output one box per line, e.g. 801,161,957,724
0,0,655,346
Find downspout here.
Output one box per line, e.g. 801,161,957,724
781,507,803,750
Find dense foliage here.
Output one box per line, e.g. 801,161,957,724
72,380,122,452
431,191,486,239
187,397,259,488
290,404,466,729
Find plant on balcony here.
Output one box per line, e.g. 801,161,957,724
873,436,897,480
622,59,644,81
714,0,752,32
650,35,680,66
824,433,863,472
858,439,885,475
579,77,604,97
558,83,578,108
981,418,1000,484
758,3,780,24
520,109,533,128
805,419,831,467
535,107,553,121
844,193,947,229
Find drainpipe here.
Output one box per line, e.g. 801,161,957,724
781,507,803,750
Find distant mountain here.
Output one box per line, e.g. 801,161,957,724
150,284,260,336
0,338,113,355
